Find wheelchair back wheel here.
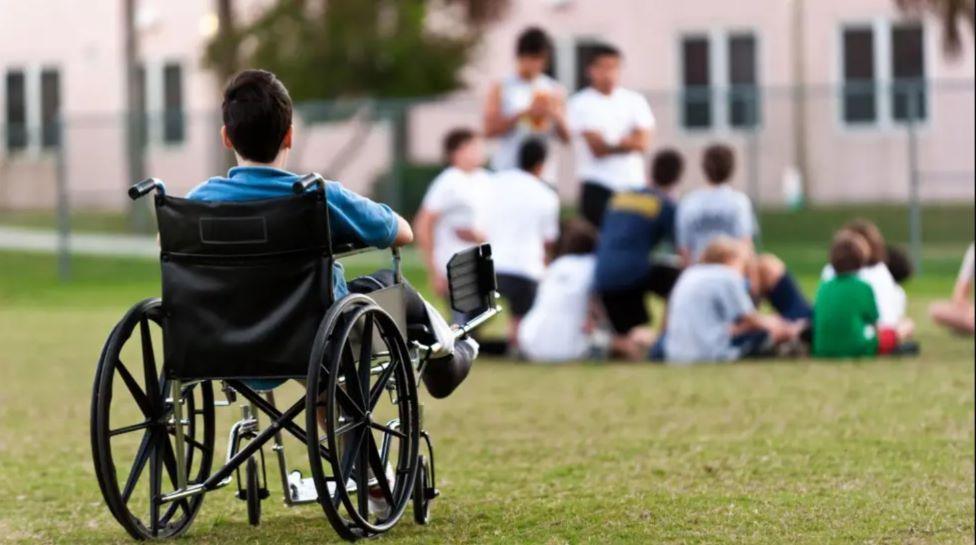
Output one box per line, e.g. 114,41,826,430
91,299,216,540
306,295,421,540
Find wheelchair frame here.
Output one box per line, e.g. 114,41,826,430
90,174,499,541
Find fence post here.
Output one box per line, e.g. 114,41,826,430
745,90,763,249
906,84,922,274
55,116,71,282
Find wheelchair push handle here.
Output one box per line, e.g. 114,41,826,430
292,173,326,195
128,178,166,200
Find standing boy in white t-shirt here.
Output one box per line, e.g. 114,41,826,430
414,129,490,314
483,26,569,182
484,139,561,350
568,43,655,227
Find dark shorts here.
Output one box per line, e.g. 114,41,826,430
599,264,682,334
731,330,772,358
579,181,615,227
495,273,538,318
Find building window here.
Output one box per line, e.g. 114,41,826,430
840,21,927,126
5,70,27,152
573,41,605,91
162,63,184,144
842,27,877,123
681,36,712,129
891,23,926,122
728,33,759,128
40,69,60,149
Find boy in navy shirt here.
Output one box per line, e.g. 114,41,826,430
593,150,683,356
188,69,476,398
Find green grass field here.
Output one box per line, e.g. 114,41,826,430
0,206,973,544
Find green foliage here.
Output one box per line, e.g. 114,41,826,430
205,0,480,101
372,162,443,221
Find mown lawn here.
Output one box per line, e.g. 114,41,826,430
0,238,973,544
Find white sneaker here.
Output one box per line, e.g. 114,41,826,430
367,462,396,519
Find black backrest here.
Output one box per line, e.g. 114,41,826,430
155,192,333,380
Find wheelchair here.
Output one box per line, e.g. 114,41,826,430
90,174,500,541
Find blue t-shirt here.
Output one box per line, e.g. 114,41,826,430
593,187,676,292
186,166,398,299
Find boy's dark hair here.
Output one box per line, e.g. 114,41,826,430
651,149,685,188
830,231,869,274
703,144,735,184
844,219,887,266
443,128,477,163
885,243,914,284
518,138,548,172
586,43,622,66
222,69,292,163
557,218,598,257
516,27,552,57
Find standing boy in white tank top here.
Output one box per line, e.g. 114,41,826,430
483,26,569,183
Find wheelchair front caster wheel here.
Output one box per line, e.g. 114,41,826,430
413,455,433,525
246,457,262,526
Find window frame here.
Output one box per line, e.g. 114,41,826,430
837,19,930,131
677,29,762,133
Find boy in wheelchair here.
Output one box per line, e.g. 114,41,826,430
188,69,477,398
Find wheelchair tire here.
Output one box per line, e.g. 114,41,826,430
412,455,431,525
305,295,421,541
91,299,216,540
245,457,261,526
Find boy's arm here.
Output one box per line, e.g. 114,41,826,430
393,214,414,246
483,83,523,137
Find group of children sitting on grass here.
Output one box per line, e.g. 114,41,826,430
416,123,952,364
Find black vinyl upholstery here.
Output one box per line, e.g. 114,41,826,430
155,192,334,380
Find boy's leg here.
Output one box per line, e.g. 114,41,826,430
495,273,539,351
347,269,478,398
579,182,614,227
756,253,813,321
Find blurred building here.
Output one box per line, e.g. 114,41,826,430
0,0,973,212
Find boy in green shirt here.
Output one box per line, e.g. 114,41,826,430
813,231,914,358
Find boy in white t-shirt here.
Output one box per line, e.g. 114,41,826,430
820,219,909,327
484,139,560,350
414,129,490,313
567,43,655,227
483,26,569,181
518,219,600,362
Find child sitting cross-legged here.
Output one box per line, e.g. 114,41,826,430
652,236,804,364
812,231,916,358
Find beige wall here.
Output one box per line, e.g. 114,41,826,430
1,0,973,211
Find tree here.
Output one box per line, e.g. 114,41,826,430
896,0,974,56
205,0,509,101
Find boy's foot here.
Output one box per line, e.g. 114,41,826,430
367,462,396,520
421,336,478,399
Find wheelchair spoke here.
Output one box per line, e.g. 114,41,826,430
121,431,152,504
368,421,407,440
340,345,367,411
334,418,365,438
148,431,163,536
358,317,373,402
168,429,212,455
160,440,191,524
140,319,162,411
367,360,397,411
337,427,367,494
115,361,152,418
366,433,395,507
356,431,370,519
110,420,151,437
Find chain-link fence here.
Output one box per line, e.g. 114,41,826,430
1,81,973,279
